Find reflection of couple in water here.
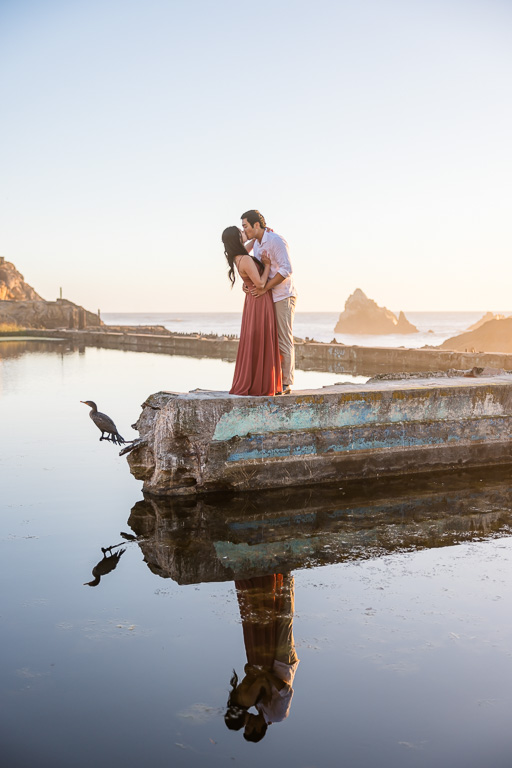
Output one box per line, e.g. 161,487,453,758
225,573,299,742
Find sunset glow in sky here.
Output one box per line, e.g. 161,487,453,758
1,0,511,312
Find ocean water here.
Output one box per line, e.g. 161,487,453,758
102,311,511,349
3,338,512,768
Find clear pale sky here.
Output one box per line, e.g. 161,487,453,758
1,0,511,312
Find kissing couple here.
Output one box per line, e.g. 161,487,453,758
222,209,297,397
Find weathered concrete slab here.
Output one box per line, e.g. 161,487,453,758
126,376,512,496
297,341,512,375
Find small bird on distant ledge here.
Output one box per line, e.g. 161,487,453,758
80,400,127,445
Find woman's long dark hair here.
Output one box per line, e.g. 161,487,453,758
222,226,264,287
222,226,247,287
224,670,247,731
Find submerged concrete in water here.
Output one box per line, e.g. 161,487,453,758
126,376,512,496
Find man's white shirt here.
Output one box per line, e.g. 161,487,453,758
253,229,297,303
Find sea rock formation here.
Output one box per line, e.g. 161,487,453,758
334,289,418,334
440,318,512,354
0,257,42,300
0,298,102,330
396,311,417,334
467,312,506,331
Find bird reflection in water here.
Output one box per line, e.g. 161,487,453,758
84,545,126,587
225,573,299,742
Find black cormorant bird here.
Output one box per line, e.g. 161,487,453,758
84,546,126,587
81,400,126,445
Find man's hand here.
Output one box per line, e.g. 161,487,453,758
242,283,249,294
250,285,267,298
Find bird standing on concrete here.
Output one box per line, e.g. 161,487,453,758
80,400,126,445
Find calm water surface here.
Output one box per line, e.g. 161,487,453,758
2,340,512,768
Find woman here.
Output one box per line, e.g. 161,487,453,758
222,226,282,396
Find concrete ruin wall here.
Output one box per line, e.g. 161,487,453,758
15,329,512,374
126,377,512,496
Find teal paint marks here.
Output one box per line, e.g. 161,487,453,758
228,444,317,462
213,386,507,442
228,512,318,531
225,415,512,463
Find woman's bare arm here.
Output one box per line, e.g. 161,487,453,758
237,255,270,290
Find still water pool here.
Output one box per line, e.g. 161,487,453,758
2,339,512,768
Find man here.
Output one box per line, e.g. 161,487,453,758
241,209,297,395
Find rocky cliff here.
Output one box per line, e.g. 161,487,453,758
440,317,512,354
0,256,103,329
334,289,418,334
0,257,43,300
467,312,507,331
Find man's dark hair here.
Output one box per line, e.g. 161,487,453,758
243,713,268,742
224,706,247,731
243,726,267,743
241,210,266,229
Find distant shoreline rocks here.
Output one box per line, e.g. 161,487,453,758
466,312,507,331
334,289,418,335
0,257,42,301
0,256,103,330
441,317,512,354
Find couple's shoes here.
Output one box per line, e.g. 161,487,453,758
276,386,292,396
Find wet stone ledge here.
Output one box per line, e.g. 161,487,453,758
126,376,512,496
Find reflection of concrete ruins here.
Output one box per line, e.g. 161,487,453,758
127,467,512,585
0,339,74,361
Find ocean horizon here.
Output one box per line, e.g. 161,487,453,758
102,310,511,349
